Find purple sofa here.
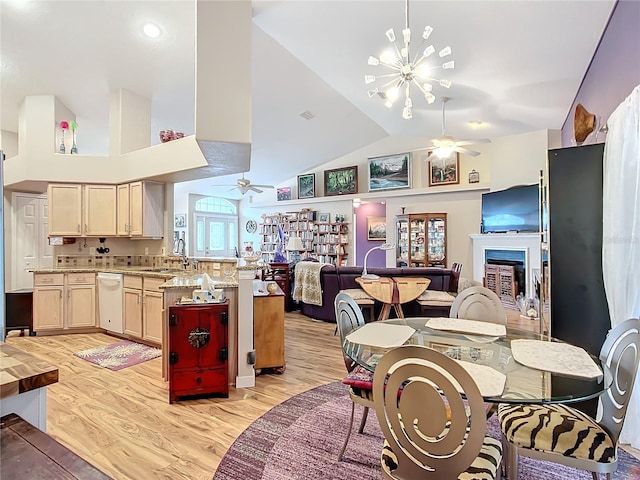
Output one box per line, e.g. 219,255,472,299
299,265,460,323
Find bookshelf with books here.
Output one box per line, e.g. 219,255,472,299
259,209,316,263
313,221,349,266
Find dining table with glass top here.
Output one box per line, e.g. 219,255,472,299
343,317,611,404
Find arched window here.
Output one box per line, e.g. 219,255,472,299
194,197,236,215
191,196,238,257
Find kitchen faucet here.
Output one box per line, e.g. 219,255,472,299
176,238,189,269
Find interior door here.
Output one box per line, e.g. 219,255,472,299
193,215,236,257
13,193,53,290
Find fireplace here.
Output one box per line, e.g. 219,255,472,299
485,249,526,297
469,233,541,297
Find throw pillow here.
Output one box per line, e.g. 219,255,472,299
342,365,374,389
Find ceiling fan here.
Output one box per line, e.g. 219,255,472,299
421,97,491,161
218,173,274,195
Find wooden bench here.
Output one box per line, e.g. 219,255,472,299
1,413,112,479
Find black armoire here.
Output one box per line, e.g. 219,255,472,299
548,143,611,415
548,143,610,356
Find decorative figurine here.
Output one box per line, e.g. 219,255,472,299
70,120,78,154
59,120,69,153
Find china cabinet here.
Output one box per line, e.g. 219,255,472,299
395,213,447,267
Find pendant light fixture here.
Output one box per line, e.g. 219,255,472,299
364,0,454,119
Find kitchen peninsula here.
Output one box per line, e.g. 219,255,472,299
29,255,256,387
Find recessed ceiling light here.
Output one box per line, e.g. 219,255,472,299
143,23,162,39
469,120,484,128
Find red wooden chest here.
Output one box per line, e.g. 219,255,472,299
168,302,229,403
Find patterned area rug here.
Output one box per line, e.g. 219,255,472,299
74,340,161,371
214,381,640,480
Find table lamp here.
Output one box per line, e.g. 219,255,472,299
361,243,396,280
286,236,305,263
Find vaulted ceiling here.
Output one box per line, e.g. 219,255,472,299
1,1,616,198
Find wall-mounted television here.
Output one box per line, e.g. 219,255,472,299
481,184,540,233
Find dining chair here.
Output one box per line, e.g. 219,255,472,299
498,318,640,480
373,345,503,480
450,285,507,325
334,292,375,461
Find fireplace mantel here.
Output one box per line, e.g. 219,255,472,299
470,233,542,297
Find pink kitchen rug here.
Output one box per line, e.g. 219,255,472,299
74,340,162,371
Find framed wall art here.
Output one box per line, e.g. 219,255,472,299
468,169,480,184
297,173,315,199
277,187,292,201
324,166,358,196
367,152,411,192
318,213,331,223
367,216,387,241
428,152,460,186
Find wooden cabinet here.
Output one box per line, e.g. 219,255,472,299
314,221,349,265
48,182,163,238
168,302,229,403
396,213,447,267
261,262,294,312
33,272,96,333
116,183,131,235
123,275,143,337
253,281,285,372
142,277,165,344
259,209,350,266
117,181,165,238
48,184,82,236
48,184,116,237
65,273,96,328
83,185,116,236
33,274,64,331
123,275,164,345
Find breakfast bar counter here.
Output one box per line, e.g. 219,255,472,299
0,343,59,430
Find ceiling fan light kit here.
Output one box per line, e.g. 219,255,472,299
365,0,453,119
216,173,274,195
418,97,491,161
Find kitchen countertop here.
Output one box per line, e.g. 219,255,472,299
0,343,59,399
159,274,237,289
30,266,183,278
31,267,241,287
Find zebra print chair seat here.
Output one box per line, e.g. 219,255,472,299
373,345,503,480
334,293,375,461
498,318,640,480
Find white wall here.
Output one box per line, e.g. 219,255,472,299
0,130,18,158
230,129,558,276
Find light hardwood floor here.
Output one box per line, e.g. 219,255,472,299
6,313,346,480
6,310,638,479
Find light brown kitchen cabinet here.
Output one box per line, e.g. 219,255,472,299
83,185,117,236
48,183,116,236
117,181,165,238
123,275,164,345
33,274,65,331
33,272,96,333
123,275,143,337
142,277,165,344
48,184,82,236
116,184,131,235
66,273,97,328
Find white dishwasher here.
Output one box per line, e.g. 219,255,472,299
97,272,124,334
